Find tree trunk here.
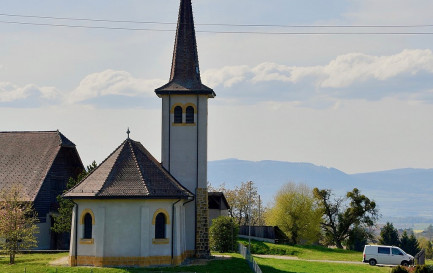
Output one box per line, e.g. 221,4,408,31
9,253,15,264
335,240,344,249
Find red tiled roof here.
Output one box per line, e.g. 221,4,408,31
0,131,76,201
64,138,193,199
155,0,215,97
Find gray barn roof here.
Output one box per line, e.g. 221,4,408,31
0,131,78,201
64,138,193,199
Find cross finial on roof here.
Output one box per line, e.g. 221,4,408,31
127,128,130,139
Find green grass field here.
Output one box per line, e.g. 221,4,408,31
255,257,392,273
239,238,362,261
2,244,431,273
0,253,252,273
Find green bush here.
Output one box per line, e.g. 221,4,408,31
209,216,239,253
391,265,410,273
414,265,433,273
239,239,297,255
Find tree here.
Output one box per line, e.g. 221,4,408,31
418,237,433,259
313,187,379,249
209,181,261,227
52,161,97,233
209,216,239,253
426,224,433,242
0,187,39,264
265,182,321,245
346,225,372,251
400,231,421,256
380,222,401,246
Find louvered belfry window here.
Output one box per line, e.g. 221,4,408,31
174,106,182,123
186,106,194,124
83,213,93,239
155,213,166,239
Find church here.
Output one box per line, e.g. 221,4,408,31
64,0,215,267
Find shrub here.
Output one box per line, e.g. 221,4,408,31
391,266,410,273
414,265,433,273
209,216,239,253
238,239,297,255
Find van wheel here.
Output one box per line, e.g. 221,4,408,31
369,259,377,266
401,261,409,267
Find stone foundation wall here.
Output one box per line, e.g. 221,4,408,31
68,250,194,267
195,187,210,258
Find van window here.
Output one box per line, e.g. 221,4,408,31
392,248,403,255
378,247,390,254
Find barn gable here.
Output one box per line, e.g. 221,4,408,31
0,131,84,249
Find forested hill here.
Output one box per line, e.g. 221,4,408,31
208,159,433,220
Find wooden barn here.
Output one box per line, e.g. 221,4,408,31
0,131,84,249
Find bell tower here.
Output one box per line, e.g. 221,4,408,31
155,0,215,258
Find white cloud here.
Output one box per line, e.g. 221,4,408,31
3,49,433,107
202,65,250,88
202,49,433,94
68,70,166,103
319,49,433,88
0,82,59,103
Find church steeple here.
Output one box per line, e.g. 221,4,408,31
156,0,213,259
155,0,215,97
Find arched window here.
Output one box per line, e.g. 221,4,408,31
155,213,166,239
185,106,195,124
83,213,93,239
174,106,182,124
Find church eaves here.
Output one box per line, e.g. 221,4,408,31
64,138,193,199
155,0,215,97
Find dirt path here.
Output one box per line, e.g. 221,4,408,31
49,255,69,266
254,255,364,265
48,254,232,267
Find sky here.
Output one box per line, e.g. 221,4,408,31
1,0,433,174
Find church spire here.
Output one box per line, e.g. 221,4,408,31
155,0,215,97
170,0,200,85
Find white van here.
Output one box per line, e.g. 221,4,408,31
363,245,413,266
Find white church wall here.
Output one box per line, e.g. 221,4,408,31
76,201,97,257
160,95,209,192
165,96,199,192
184,201,196,251
160,95,210,253
71,199,186,259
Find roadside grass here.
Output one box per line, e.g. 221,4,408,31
255,257,392,273
0,253,251,273
142,253,251,273
239,238,362,261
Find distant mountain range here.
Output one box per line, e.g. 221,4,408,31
208,159,433,223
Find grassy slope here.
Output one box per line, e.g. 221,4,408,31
239,238,361,261
255,257,391,273
0,253,252,273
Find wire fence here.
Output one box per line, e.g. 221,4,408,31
239,243,263,273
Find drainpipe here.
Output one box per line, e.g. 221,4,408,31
171,199,181,265
168,93,171,172
195,95,199,257
183,197,194,257
71,200,78,266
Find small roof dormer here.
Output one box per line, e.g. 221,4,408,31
155,0,215,98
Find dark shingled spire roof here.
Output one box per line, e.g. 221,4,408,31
0,131,79,201
155,0,215,97
64,138,193,199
